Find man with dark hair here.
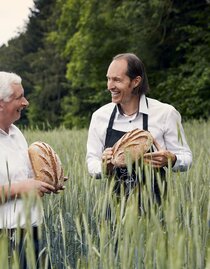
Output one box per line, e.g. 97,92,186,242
86,53,192,204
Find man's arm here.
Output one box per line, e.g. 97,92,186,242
144,107,192,171
0,179,56,204
86,114,105,177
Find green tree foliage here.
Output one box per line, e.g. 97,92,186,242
55,0,127,127
56,0,172,127
0,0,209,128
0,0,68,128
150,0,210,120
25,0,69,128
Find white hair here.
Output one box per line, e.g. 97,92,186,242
0,71,22,102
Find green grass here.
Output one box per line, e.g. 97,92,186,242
0,119,210,269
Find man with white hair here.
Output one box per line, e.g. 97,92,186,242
0,71,56,268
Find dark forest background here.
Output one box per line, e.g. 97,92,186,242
0,0,209,129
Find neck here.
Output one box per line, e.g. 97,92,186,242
0,124,10,134
119,98,140,117
0,117,10,134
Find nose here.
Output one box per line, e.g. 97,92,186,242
22,97,29,107
107,79,115,91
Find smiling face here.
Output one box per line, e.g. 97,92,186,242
0,83,29,131
106,59,140,106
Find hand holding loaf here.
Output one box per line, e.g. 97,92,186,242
28,141,65,191
110,128,154,167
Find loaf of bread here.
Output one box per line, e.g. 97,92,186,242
111,128,153,167
28,141,64,190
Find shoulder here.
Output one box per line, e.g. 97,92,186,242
147,97,178,114
147,97,182,127
10,124,24,135
91,102,116,120
10,124,28,144
93,102,115,114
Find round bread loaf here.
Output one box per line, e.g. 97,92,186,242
111,128,153,167
28,141,64,190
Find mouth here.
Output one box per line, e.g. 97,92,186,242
111,91,120,97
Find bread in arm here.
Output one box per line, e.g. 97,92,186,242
28,141,64,190
111,128,153,167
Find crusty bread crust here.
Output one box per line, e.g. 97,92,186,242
28,141,64,190
111,128,153,167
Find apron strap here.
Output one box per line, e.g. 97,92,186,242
143,113,148,131
143,97,148,131
105,105,117,147
108,105,117,129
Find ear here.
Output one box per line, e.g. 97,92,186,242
133,76,141,87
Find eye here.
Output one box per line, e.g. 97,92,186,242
114,78,121,82
15,94,24,100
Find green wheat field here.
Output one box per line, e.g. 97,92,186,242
0,119,210,269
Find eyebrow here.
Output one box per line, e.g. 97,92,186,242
106,75,122,79
14,93,24,99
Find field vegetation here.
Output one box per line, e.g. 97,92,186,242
1,119,209,268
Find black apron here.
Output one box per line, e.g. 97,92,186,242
104,103,166,205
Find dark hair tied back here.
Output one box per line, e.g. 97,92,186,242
113,53,150,95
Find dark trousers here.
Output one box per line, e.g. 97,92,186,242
0,227,40,269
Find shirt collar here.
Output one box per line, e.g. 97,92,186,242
139,94,148,115
0,124,16,136
115,94,148,118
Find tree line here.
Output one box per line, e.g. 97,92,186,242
0,0,209,128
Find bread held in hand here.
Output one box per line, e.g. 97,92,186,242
28,141,64,191
111,128,153,167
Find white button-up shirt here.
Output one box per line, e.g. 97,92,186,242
0,124,42,228
86,94,192,176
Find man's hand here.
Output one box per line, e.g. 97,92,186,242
102,147,114,175
144,150,176,168
102,147,113,164
21,179,56,197
53,176,69,193
144,139,177,168
1,179,56,201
